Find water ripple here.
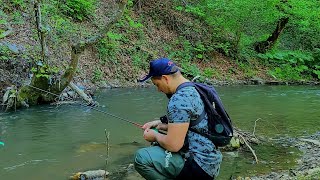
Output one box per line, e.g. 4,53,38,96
4,159,58,171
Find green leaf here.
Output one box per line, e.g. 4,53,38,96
196,54,203,59
175,6,183,11
0,19,6,24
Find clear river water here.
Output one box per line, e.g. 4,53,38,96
0,85,319,179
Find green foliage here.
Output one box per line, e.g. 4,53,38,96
31,64,60,79
175,0,320,61
185,5,205,17
258,51,314,65
167,38,192,62
194,42,206,59
96,32,123,64
59,0,96,21
0,45,15,61
268,64,307,81
11,0,26,9
279,0,320,50
238,61,257,78
0,18,7,39
312,48,320,79
258,50,318,80
2,0,27,11
168,36,209,63
202,68,220,79
313,66,320,79
120,9,144,30
132,51,149,68
92,68,103,82
12,11,24,24
50,14,76,36
165,36,213,77
127,0,134,7
1,0,319,85
181,62,201,77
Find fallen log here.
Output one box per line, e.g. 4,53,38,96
68,81,94,105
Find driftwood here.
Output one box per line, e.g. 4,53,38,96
68,82,94,105
238,133,259,164
231,126,261,164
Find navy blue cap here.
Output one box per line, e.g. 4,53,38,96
138,58,179,82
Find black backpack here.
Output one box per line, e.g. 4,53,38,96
176,82,233,147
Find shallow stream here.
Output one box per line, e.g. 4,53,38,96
0,85,319,179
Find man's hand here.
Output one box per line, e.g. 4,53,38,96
143,129,157,142
156,123,168,131
142,120,161,130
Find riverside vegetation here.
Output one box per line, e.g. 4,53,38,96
0,0,320,179
0,0,319,98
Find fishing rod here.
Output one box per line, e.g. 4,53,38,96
27,85,144,129
82,104,144,129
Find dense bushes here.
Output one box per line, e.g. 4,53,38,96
59,0,96,21
171,0,320,80
258,50,320,81
1,0,319,82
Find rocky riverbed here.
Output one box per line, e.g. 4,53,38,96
247,131,320,180
107,132,320,180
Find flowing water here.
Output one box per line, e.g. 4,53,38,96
0,85,319,179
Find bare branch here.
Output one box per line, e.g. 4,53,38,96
238,133,259,164
57,0,128,90
252,118,261,137
34,0,48,63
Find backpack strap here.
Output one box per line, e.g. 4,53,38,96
176,82,205,127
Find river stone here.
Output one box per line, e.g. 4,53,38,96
0,42,24,54
250,77,265,85
230,137,241,148
300,138,320,146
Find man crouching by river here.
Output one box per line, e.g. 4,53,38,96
134,58,222,180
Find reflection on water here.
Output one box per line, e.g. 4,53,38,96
0,85,319,179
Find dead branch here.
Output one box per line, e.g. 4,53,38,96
238,133,259,164
68,81,94,105
252,118,261,137
58,0,128,90
104,129,110,180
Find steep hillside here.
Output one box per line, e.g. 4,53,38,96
1,0,318,101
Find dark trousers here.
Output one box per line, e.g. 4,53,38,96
175,158,213,180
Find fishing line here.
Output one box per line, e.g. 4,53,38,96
26,85,144,129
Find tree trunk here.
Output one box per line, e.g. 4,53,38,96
4,0,128,110
254,17,289,53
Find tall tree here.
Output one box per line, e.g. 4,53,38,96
5,0,128,110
